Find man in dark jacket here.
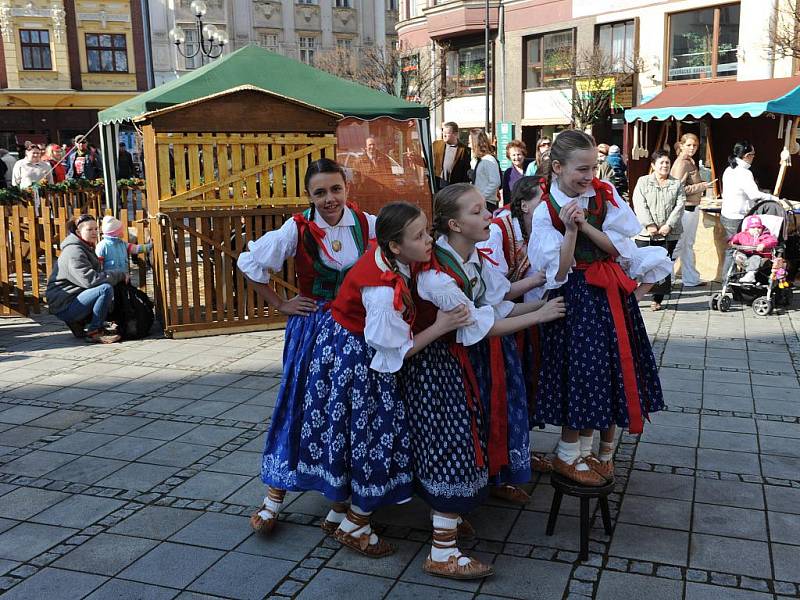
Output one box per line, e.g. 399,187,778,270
117,142,136,179
432,121,471,191
66,135,103,180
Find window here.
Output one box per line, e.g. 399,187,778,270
86,33,128,72
20,29,52,70
335,0,350,6
297,0,317,4
596,20,635,72
524,30,574,89
445,45,490,96
387,0,398,11
336,38,352,50
401,53,420,102
258,33,280,53
668,3,740,82
182,28,201,69
299,36,318,64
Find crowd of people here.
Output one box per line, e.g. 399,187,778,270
0,137,138,190
236,130,671,581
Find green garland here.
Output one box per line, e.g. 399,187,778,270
0,178,146,205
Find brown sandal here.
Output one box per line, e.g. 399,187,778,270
250,505,278,535
585,456,615,482
423,554,495,580
531,453,553,473
457,517,476,541
321,502,349,535
552,457,606,486
490,484,530,505
650,301,663,312
332,509,396,558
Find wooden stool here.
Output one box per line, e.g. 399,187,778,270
545,472,614,561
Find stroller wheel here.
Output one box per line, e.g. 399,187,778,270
752,296,773,316
709,293,721,311
718,294,732,312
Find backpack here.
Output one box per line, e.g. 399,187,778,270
111,282,155,340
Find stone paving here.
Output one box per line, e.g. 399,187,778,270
0,285,799,599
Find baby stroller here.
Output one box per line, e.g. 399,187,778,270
710,201,793,316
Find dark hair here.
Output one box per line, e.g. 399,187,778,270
301,158,348,258
540,130,596,188
650,149,670,164
442,121,459,133
376,202,422,272
728,140,754,169
509,176,544,244
68,214,96,235
432,182,476,237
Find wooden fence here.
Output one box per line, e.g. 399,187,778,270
0,198,149,317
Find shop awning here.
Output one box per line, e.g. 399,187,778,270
625,76,800,122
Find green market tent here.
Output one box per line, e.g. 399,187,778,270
99,44,427,124
97,44,430,210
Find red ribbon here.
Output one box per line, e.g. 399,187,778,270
476,246,499,266
379,269,410,313
293,213,336,263
580,259,644,434
487,336,509,475
449,343,486,469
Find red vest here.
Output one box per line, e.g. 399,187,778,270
293,206,370,301
331,247,414,334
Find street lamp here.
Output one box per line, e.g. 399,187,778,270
169,0,228,64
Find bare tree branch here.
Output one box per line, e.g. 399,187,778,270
771,1,800,60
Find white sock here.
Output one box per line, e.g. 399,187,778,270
257,490,284,521
431,513,471,566
557,440,590,471
598,441,614,463
337,505,378,545
325,508,346,524
579,435,594,458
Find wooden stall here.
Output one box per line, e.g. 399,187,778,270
625,76,800,282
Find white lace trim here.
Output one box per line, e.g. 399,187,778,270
296,460,413,498
417,472,488,498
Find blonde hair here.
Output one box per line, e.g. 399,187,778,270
677,132,700,156
540,130,596,186
469,129,493,158
432,182,476,237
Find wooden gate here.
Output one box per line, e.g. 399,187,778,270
138,87,342,337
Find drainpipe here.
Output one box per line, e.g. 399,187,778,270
499,2,505,123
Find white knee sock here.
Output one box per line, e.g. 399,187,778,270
579,434,594,458
257,487,285,520
337,504,378,545
598,441,614,462
431,513,470,566
557,440,590,471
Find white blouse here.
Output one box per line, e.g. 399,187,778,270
237,209,377,283
416,236,514,347
528,178,672,290
362,251,413,374
721,158,778,220
478,215,525,277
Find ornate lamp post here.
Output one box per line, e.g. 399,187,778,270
169,0,228,64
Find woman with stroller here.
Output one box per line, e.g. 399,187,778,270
632,150,686,311
720,141,778,281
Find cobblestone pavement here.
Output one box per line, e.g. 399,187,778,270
0,286,799,599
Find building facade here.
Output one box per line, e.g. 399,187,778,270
148,0,400,86
397,0,796,149
0,0,149,151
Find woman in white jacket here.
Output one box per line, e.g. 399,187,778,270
720,141,778,281
469,129,501,212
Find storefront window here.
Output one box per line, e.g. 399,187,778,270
668,3,740,82
596,20,635,73
445,45,489,96
524,30,574,89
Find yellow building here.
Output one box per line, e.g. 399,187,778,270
0,0,148,151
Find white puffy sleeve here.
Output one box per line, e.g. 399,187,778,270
365,212,377,240
237,218,298,284
479,262,514,318
528,203,570,291
602,189,672,283
362,286,413,373
416,269,495,346
477,223,509,275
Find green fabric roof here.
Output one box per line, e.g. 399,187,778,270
99,44,428,124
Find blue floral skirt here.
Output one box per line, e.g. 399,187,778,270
534,271,664,431
469,335,531,486
295,314,413,511
260,303,328,491
401,340,488,514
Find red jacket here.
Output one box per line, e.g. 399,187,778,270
729,230,777,257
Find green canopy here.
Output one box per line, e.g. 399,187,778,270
98,44,428,124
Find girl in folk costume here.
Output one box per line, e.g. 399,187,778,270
237,158,375,534
528,130,671,486
297,202,472,558
405,183,566,580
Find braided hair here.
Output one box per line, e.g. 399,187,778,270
432,182,475,238
376,201,422,274
301,158,348,258
540,130,596,189
508,176,544,244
